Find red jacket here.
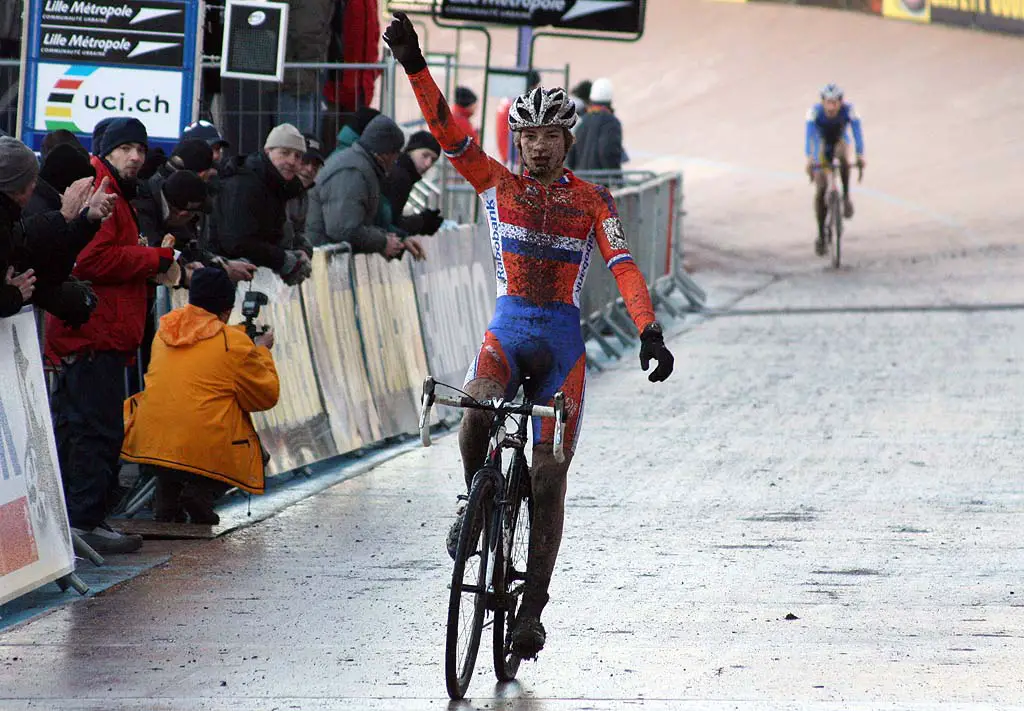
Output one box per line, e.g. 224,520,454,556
323,0,380,111
496,97,512,165
46,157,173,358
452,104,479,143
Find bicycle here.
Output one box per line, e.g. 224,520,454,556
418,376,566,700
814,158,864,269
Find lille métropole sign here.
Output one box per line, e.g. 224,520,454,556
19,0,200,152
439,0,644,34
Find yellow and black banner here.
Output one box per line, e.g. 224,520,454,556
882,0,931,21
932,0,1024,33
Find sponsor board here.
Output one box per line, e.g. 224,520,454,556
20,0,198,152
0,310,75,607
882,0,931,21
439,0,644,33
32,63,182,136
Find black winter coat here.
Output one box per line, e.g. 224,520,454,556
0,191,99,319
208,153,305,271
382,153,441,237
567,106,624,179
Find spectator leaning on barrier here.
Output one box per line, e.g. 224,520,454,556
134,169,210,276
567,77,624,184
122,267,279,525
46,117,177,555
209,123,312,286
283,133,324,258
382,130,444,237
0,136,112,324
307,114,425,260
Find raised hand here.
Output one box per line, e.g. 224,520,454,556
383,12,426,73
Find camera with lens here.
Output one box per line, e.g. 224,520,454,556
241,290,270,341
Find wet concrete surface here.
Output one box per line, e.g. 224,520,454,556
5,2,1024,709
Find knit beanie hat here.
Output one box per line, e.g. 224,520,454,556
347,106,382,135
188,267,237,315
264,123,306,153
404,130,441,157
100,117,148,157
571,80,592,103
454,86,478,108
171,138,214,173
91,117,116,156
39,142,95,193
358,115,405,157
0,136,41,195
162,170,208,211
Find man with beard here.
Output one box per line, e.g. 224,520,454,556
46,117,177,554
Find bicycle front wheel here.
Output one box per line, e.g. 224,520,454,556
493,455,531,682
445,471,495,700
829,190,842,268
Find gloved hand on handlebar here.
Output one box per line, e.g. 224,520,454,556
640,323,674,383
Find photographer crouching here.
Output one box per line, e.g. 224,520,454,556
121,267,279,524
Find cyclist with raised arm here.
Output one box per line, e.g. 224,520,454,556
806,83,865,255
384,13,675,660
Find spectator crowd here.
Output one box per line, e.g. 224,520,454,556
1,0,632,559
0,100,444,553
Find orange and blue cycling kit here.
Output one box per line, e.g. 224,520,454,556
407,68,657,453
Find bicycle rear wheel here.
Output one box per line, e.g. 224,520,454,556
445,471,495,700
828,190,842,268
493,454,531,682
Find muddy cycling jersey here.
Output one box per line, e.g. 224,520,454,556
407,67,657,452
805,102,865,161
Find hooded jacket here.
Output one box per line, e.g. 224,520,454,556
306,143,388,252
45,156,173,357
208,152,305,272
121,304,280,493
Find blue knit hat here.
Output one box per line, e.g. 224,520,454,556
99,117,148,158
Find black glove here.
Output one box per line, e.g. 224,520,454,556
383,12,427,74
419,208,443,235
639,323,673,383
54,279,98,329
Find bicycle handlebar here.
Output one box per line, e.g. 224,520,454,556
418,377,567,463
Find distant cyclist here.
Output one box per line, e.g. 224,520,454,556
805,83,865,255
384,13,675,660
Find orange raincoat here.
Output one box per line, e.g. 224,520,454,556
121,304,280,493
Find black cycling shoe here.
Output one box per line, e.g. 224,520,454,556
510,615,546,659
814,236,826,256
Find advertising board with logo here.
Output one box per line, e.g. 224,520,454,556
18,0,200,152
882,0,931,21
439,0,645,34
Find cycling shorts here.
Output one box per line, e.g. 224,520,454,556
465,296,586,455
818,138,849,166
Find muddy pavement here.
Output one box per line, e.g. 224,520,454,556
2,244,1023,709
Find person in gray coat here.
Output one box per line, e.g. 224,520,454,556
307,114,425,260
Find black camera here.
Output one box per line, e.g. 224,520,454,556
241,290,270,341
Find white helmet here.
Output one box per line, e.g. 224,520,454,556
508,86,578,132
820,83,843,101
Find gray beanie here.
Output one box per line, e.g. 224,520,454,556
357,115,405,157
0,137,40,195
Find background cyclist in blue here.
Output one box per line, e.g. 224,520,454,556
805,83,865,255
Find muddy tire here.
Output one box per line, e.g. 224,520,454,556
493,455,531,682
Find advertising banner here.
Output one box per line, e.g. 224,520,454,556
410,225,496,390
0,310,75,607
19,0,200,152
234,270,338,475
352,256,431,439
882,0,932,20
972,0,1024,34
302,250,383,451
439,0,645,33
